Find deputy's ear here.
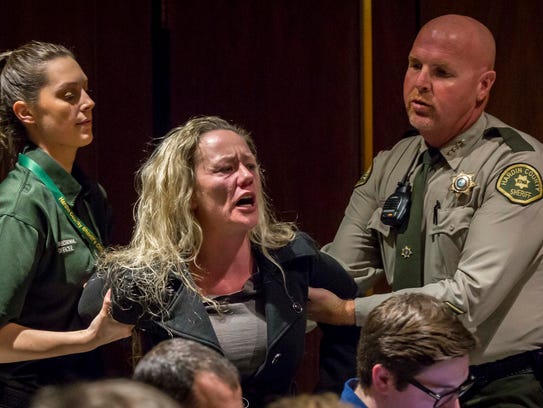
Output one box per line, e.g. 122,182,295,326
12,101,36,125
476,70,496,103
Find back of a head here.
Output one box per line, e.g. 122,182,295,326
133,338,240,406
357,293,476,390
30,379,181,408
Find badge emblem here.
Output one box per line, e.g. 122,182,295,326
449,172,477,198
400,246,413,259
496,163,543,205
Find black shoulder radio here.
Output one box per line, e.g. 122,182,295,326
381,182,411,227
380,149,420,227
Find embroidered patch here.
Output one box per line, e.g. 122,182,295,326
496,163,543,205
57,238,77,254
355,161,373,187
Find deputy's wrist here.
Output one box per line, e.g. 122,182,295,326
342,299,356,325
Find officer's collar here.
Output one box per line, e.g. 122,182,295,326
22,146,82,205
435,114,488,171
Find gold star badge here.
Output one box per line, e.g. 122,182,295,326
450,172,477,198
400,246,413,259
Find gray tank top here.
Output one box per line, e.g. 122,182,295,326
206,270,267,376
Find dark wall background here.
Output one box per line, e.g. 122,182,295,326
2,0,540,247
164,0,361,245
1,0,542,392
0,0,361,247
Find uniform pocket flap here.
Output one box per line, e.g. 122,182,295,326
429,206,474,235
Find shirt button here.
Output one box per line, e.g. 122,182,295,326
292,302,303,313
271,353,282,364
449,225,455,232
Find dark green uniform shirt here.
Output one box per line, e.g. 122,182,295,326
0,147,111,389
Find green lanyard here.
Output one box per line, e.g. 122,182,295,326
18,153,104,255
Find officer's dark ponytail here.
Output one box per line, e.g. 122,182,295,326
0,50,14,181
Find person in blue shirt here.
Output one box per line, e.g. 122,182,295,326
340,293,476,408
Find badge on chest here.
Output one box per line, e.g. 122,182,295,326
449,172,477,199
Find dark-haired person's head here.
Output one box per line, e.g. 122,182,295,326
133,338,243,408
31,379,181,408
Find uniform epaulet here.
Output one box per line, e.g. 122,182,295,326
484,127,534,152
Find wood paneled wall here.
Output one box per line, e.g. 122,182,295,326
163,0,362,245
2,0,541,261
1,0,361,246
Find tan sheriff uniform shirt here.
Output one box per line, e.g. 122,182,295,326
324,113,543,365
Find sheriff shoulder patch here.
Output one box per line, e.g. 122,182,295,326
496,163,543,205
355,161,373,188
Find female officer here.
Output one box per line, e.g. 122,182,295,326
0,41,132,406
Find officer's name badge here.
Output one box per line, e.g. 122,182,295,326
497,163,543,205
57,238,76,254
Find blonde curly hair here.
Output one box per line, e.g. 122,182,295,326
98,116,296,316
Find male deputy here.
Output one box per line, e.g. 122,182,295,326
308,14,543,406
